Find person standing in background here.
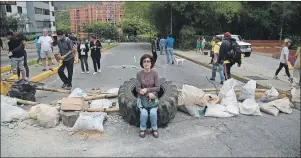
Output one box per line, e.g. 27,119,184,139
274,39,293,82
166,34,175,65
196,38,202,54
56,30,75,90
6,31,26,80
210,36,216,64
35,34,41,64
89,35,102,75
151,36,158,63
292,46,300,87
38,29,54,71
201,36,206,55
77,39,90,74
15,33,29,79
210,37,224,84
159,36,166,55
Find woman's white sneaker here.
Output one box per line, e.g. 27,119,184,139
81,71,85,74
98,69,101,73
86,71,90,74
93,72,97,75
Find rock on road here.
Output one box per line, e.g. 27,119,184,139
1,43,300,157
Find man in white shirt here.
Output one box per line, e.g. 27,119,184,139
38,29,53,71
274,39,292,82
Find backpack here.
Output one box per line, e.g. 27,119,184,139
226,39,242,65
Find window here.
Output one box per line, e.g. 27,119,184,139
35,8,43,14
17,6,22,14
52,11,54,16
36,21,44,28
52,21,55,26
43,9,50,15
51,2,54,6
6,5,12,13
43,21,51,28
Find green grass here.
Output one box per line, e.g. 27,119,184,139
102,43,118,50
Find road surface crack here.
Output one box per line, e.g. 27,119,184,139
216,134,234,156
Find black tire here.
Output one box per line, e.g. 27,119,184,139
118,78,178,127
244,52,251,57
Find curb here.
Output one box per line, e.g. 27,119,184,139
174,52,292,98
0,65,11,73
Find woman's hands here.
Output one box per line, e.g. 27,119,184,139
139,88,147,95
148,93,156,99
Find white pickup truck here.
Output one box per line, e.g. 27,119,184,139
216,34,252,57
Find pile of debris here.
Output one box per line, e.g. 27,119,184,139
1,87,121,134
179,79,300,118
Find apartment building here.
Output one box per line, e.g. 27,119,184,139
1,1,56,34
69,2,123,36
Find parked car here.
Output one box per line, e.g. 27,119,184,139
216,34,252,57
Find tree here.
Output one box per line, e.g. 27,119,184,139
83,21,119,39
0,13,31,36
56,23,71,34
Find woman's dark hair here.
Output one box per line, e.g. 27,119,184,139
90,35,96,39
57,30,64,36
140,54,155,69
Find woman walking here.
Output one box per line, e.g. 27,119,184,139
135,54,160,138
77,39,90,74
274,39,293,82
89,35,102,75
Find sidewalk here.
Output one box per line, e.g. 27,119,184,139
174,50,295,93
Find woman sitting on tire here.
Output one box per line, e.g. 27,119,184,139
135,54,160,138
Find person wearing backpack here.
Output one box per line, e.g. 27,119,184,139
217,32,241,80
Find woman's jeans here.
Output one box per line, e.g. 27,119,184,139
80,55,89,72
140,107,158,131
211,63,225,81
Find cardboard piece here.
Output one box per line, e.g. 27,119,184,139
60,97,86,111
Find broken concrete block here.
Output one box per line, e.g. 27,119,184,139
61,111,79,127
29,104,60,128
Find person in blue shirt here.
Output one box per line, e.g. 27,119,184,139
159,36,166,55
166,34,175,65
34,34,41,64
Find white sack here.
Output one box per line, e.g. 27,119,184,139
182,84,205,106
218,79,237,98
260,87,279,102
203,94,220,106
68,88,88,98
90,99,112,109
238,80,256,101
291,88,300,103
239,99,262,116
273,98,293,114
184,103,201,118
1,102,29,123
72,112,107,132
204,104,234,118
1,95,17,106
259,101,279,116
221,87,239,115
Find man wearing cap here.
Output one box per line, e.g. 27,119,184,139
217,32,234,80
6,31,26,79
274,39,293,82
210,36,225,84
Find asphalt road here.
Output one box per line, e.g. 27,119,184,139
1,43,300,157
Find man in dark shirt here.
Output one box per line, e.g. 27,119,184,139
57,30,75,90
6,31,26,79
217,32,234,80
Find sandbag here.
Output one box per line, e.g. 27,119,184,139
218,79,237,98
1,101,29,123
221,87,239,115
238,80,256,101
239,99,262,116
273,98,293,114
90,99,112,109
260,87,279,102
259,102,279,116
68,88,87,98
291,88,300,103
184,103,201,118
182,84,205,106
203,94,220,106
204,104,234,118
29,104,60,128
72,112,107,132
7,79,36,101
